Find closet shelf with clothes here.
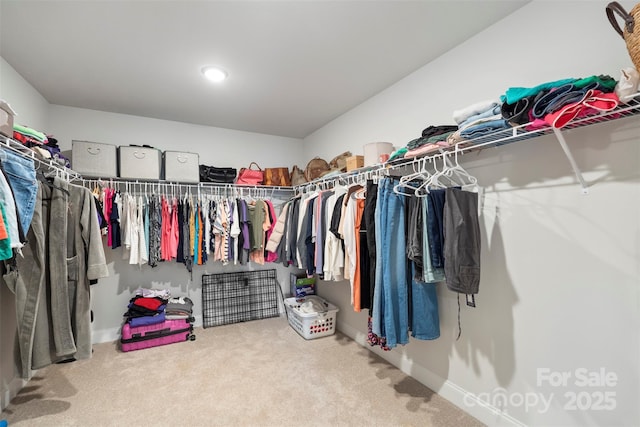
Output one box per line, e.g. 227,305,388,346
0,134,80,181
300,91,640,194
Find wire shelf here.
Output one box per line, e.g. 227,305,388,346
0,134,81,181
201,269,281,328
295,92,640,194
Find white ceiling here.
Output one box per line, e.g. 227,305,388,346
0,1,528,139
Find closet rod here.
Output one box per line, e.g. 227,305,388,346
0,134,80,181
80,178,296,196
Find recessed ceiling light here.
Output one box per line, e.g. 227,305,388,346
201,66,228,83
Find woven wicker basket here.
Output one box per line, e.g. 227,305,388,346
607,2,640,71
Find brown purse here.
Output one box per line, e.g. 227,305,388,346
264,167,292,186
304,157,331,182
290,165,307,186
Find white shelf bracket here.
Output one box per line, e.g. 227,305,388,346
552,127,589,195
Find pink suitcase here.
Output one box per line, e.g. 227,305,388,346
120,318,195,352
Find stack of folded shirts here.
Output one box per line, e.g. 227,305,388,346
452,99,510,142
12,123,48,146
500,75,619,130
402,125,458,158
124,295,168,327
165,297,194,320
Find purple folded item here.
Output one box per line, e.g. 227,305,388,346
128,312,166,328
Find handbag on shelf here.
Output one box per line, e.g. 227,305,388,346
290,165,307,186
236,162,264,185
199,165,237,184
304,157,331,182
264,167,292,187
606,2,640,71
329,151,352,172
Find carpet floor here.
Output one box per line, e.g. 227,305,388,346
2,317,484,427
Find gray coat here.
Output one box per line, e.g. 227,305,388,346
3,178,108,378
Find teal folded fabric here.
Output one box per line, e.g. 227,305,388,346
573,75,617,91
501,78,577,104
13,123,47,142
389,147,408,161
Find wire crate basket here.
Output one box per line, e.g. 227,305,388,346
202,269,281,328
284,296,339,340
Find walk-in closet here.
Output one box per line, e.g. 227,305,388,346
1,1,639,426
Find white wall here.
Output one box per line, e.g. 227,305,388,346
304,1,640,427
46,105,306,343
0,57,51,409
48,105,306,170
0,57,49,130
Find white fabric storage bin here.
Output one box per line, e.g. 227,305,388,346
163,151,199,183
118,146,163,180
363,142,394,167
71,140,118,178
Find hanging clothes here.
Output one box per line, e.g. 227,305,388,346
443,188,481,297
372,178,409,349
263,200,278,263
2,178,108,378
147,195,161,267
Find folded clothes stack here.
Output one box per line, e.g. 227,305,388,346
403,125,458,159
124,295,168,327
387,71,633,164
12,123,48,145
165,296,194,320
500,74,619,131
451,99,510,144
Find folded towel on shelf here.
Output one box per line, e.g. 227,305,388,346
453,100,501,124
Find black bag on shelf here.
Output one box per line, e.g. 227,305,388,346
199,165,237,183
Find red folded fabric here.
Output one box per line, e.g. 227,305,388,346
544,90,619,129
133,297,163,311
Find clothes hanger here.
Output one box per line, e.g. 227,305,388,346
37,170,71,196
414,154,455,197
443,148,478,189
394,157,430,196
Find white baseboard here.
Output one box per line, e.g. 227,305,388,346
1,376,27,410
337,323,525,427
